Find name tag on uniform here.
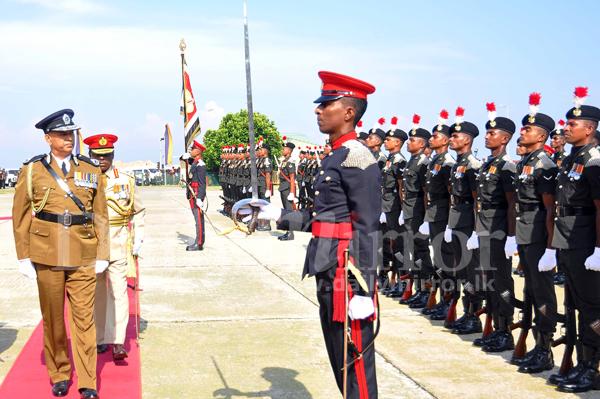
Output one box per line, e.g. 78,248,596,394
432,164,441,176
113,184,130,199
455,165,466,178
568,164,584,180
74,172,98,188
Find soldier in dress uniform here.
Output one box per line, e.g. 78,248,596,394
550,120,568,167
256,140,273,231
366,118,388,170
510,94,558,373
185,140,206,251
445,107,484,334
83,134,146,361
240,70,380,398
12,109,109,399
398,115,433,308
234,145,244,204
356,121,369,144
278,137,296,241
420,110,456,319
296,147,308,209
471,104,517,352
594,130,600,147
379,117,408,298
547,87,600,393
324,139,332,156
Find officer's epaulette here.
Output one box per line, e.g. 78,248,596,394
534,152,556,170
392,153,405,164
341,140,376,170
586,147,600,167
417,153,429,165
198,159,206,167
76,154,100,167
467,154,482,169
443,152,456,167
23,154,46,165
501,154,516,172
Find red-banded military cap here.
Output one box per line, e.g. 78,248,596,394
191,140,206,151
314,71,376,103
84,134,118,154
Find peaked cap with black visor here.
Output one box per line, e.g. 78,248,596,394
314,71,375,104
35,109,80,133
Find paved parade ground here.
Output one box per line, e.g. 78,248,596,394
0,186,596,398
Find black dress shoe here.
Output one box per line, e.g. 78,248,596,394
451,315,482,335
549,364,583,385
518,349,554,373
429,301,450,320
482,330,515,352
186,244,203,251
422,299,446,315
97,344,108,354
409,292,429,309
510,346,539,366
256,223,271,231
473,330,499,347
400,290,422,305
388,282,406,298
79,389,99,399
280,232,294,241
444,312,469,329
554,272,565,285
557,361,600,393
52,381,69,397
278,232,289,240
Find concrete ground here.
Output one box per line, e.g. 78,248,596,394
0,186,595,398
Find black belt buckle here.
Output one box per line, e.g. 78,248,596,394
63,213,72,226
450,195,456,205
401,192,407,200
515,203,521,213
427,193,432,201
555,205,560,217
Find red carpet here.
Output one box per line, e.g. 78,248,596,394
0,278,141,398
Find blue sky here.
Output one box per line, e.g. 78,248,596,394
1,0,599,167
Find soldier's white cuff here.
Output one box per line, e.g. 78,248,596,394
466,232,479,250
95,260,109,274
348,295,375,320
538,248,556,272
584,247,600,271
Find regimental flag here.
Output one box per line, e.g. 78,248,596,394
180,54,202,150
164,124,173,165
74,129,85,156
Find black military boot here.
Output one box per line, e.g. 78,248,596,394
554,271,565,285
388,281,407,298
378,272,390,292
429,300,450,320
482,316,515,352
557,346,600,393
409,288,430,309
278,232,289,240
549,341,584,385
519,332,554,373
473,313,499,347
399,288,421,305
422,295,446,316
451,302,483,335
444,297,470,329
510,328,539,366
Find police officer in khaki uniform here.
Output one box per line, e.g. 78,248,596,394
12,109,109,399
84,134,146,361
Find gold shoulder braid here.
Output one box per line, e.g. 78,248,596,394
107,175,137,277
27,163,52,214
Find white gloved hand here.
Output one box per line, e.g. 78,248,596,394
584,247,600,271
265,191,271,198
466,231,479,250
238,201,283,222
197,199,204,208
287,193,295,201
248,186,253,193
95,260,109,274
349,295,375,320
504,236,517,259
419,222,430,236
19,259,36,280
538,248,557,272
181,153,191,160
132,238,142,256
379,212,387,224
242,187,247,194
444,226,453,243
302,182,306,187
398,211,405,226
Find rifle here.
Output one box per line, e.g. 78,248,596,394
501,287,532,360
425,268,442,311
477,269,494,339
445,263,460,325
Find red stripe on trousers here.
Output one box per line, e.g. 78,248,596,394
352,319,369,399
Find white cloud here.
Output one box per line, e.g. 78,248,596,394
15,0,106,13
198,101,225,132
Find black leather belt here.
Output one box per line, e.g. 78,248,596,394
515,203,544,213
36,211,94,226
427,192,450,202
401,192,424,200
477,201,508,211
450,195,474,205
555,206,596,217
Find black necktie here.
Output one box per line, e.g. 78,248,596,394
61,162,68,177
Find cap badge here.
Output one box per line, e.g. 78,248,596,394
574,108,582,117
411,130,416,135
455,125,462,131
320,82,324,90
528,116,536,124
99,136,108,146
490,120,497,128
63,114,70,124
437,125,442,131
390,131,394,136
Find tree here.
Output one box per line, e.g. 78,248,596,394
202,109,282,171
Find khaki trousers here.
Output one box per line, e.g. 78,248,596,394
35,263,97,391
94,258,129,345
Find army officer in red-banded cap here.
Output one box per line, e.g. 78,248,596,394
239,71,381,398
182,140,207,250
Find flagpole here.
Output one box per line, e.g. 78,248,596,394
180,39,190,194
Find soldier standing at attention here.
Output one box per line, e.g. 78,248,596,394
184,140,206,251
549,87,600,393
296,147,307,209
472,103,517,353
398,115,433,309
256,139,273,231
549,121,568,285
84,134,146,361
278,137,296,241
241,71,380,398
12,109,109,399
445,107,483,333
234,145,244,204
511,93,558,373
420,110,456,318
366,118,388,170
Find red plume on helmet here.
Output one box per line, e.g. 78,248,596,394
390,116,398,127
573,86,589,109
438,109,449,126
455,107,465,124
558,119,566,127
412,114,420,130
373,118,385,130
486,102,496,122
529,92,541,117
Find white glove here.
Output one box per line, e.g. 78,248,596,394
95,260,109,274
302,182,306,187
419,222,430,236
249,186,253,193
265,191,271,198
379,212,387,224
444,226,453,243
243,187,247,194
287,193,295,201
466,231,479,250
349,295,375,320
584,247,600,271
398,211,405,226
132,238,142,256
181,153,191,160
239,201,282,222
504,236,517,259
538,248,557,272
197,199,204,208
19,259,36,280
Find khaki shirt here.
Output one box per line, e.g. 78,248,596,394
104,166,146,261
12,153,110,267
